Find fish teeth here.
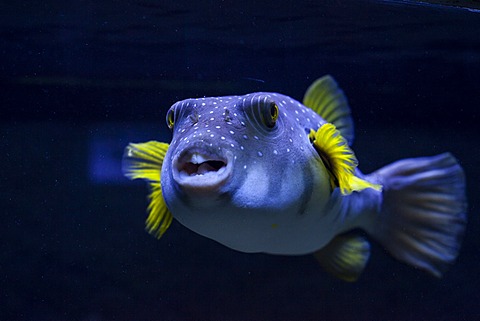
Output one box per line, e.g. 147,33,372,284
190,152,209,164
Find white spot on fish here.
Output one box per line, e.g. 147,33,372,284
229,130,234,135
243,135,248,140
230,143,235,148
287,148,290,152
289,138,293,143
257,151,263,157
210,118,215,121
210,134,215,137
243,165,247,170
216,126,221,129
254,136,259,140
273,150,278,155
221,136,226,140
240,146,244,150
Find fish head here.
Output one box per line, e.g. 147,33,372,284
161,93,332,252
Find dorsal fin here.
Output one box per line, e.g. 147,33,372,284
303,75,355,145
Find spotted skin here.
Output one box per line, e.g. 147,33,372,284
160,92,348,255
125,77,467,280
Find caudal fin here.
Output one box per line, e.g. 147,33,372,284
367,153,467,277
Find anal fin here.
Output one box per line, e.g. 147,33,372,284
314,233,371,282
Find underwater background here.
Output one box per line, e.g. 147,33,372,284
1,1,480,320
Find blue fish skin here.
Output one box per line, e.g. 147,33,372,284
162,92,340,254
124,76,467,280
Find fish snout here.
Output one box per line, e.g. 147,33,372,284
172,147,233,195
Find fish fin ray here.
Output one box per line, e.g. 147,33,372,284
303,75,355,144
122,141,173,238
309,124,382,195
314,233,370,282
367,153,467,277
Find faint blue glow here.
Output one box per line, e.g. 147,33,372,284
88,122,171,184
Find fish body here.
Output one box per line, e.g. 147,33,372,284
123,76,466,281
162,92,340,255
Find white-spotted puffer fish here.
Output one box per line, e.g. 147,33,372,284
122,75,467,281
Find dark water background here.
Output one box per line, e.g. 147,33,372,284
1,1,480,320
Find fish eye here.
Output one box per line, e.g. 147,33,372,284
166,108,175,129
262,102,279,128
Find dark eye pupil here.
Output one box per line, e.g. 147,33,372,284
167,110,175,129
271,105,276,117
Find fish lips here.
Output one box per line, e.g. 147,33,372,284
172,145,234,195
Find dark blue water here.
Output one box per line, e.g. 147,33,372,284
2,1,480,320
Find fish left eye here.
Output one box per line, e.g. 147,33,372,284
263,102,279,128
166,108,175,129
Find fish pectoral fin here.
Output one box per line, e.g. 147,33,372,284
309,124,382,195
122,141,169,182
314,233,370,282
303,75,355,144
122,141,173,238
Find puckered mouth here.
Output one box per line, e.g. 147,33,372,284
172,145,233,193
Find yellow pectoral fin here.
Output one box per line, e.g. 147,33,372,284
145,182,173,238
310,124,382,195
122,141,173,238
122,141,169,182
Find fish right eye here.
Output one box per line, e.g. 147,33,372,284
166,108,175,129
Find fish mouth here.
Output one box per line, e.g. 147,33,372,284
172,147,233,194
